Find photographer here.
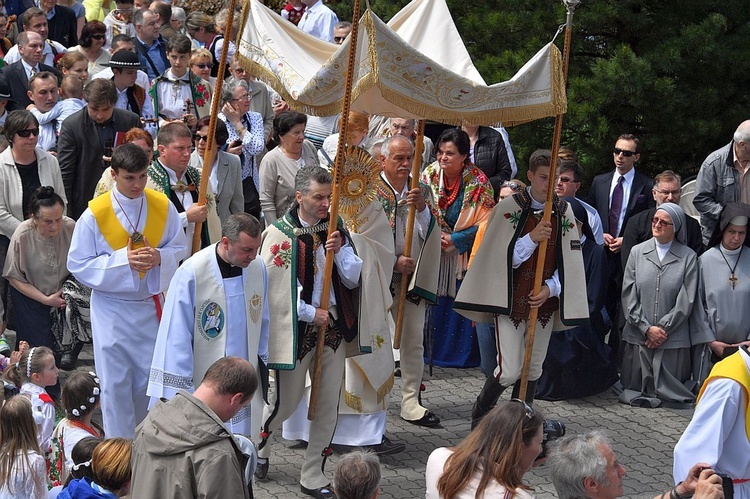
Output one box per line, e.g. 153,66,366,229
425,400,544,499
549,431,725,499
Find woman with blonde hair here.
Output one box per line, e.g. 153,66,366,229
59,437,132,498
426,400,544,498
57,51,89,85
190,48,215,89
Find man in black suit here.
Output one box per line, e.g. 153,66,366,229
58,79,141,219
1,31,61,111
39,0,78,48
621,170,704,267
587,134,654,354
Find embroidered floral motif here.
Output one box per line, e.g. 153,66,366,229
504,210,522,229
375,335,385,349
561,216,575,236
269,240,292,268
194,83,210,107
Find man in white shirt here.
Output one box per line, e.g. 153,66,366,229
107,49,155,135
93,34,151,91
297,0,338,43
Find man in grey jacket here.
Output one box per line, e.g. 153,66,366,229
131,356,258,499
693,120,750,246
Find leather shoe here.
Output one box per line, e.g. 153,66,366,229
254,459,269,480
368,436,405,456
59,353,77,371
404,411,441,428
301,484,336,498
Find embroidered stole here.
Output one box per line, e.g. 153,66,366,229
191,246,265,385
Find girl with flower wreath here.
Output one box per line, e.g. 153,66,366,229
49,371,104,486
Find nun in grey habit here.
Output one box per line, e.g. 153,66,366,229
618,202,698,409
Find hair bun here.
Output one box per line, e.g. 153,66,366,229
34,186,55,199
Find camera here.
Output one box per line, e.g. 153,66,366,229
539,419,566,459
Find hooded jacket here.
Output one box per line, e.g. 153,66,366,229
130,390,250,499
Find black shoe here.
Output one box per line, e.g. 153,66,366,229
369,436,405,456
394,360,401,377
404,411,441,428
254,459,269,480
59,353,77,371
471,377,507,430
301,484,336,499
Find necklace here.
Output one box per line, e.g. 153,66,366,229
112,194,145,244
68,420,100,437
439,171,463,210
719,245,743,290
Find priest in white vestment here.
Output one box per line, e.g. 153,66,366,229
148,213,270,440
67,143,188,438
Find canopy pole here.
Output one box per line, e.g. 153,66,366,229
393,119,425,349
518,0,579,402
191,0,238,255
308,0,362,420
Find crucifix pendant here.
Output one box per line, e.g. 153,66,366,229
729,273,738,290
131,231,144,244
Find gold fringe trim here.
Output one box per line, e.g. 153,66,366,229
344,389,363,413
376,374,394,405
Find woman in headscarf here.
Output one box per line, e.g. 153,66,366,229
689,202,750,385
619,202,698,408
535,196,618,400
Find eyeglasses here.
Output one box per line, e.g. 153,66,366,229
613,147,636,157
333,36,346,43
654,189,681,196
231,94,252,102
17,128,40,137
651,218,673,227
90,34,106,40
500,181,521,191
556,176,579,183
193,133,208,142
193,63,213,69
510,398,535,419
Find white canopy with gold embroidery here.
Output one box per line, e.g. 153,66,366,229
237,0,566,126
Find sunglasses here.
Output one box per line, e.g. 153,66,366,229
651,217,673,227
510,398,535,419
613,147,636,157
90,34,106,40
193,63,213,69
500,181,521,191
333,36,346,43
17,128,40,137
193,133,208,142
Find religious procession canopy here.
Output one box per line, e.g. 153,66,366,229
237,0,567,126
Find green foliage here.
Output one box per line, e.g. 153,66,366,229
322,0,750,186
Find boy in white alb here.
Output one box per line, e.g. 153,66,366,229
67,143,187,438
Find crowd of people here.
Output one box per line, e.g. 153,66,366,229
0,0,744,497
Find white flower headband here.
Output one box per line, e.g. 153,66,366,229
26,347,35,379
70,372,101,418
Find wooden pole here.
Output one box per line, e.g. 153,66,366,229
191,0,237,255
393,119,425,349
308,0,362,420
518,0,578,402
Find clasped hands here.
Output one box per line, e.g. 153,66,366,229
127,237,161,273
645,325,668,349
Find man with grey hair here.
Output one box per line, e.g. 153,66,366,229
148,212,269,441
333,21,352,44
548,431,724,499
694,120,750,246
219,77,266,220
333,451,381,499
257,165,363,499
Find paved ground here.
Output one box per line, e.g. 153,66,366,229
45,337,692,499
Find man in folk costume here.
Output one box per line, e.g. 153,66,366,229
673,345,750,498
147,213,269,440
148,34,211,130
376,135,441,427
67,143,188,438
256,165,363,499
454,149,588,427
147,122,220,248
